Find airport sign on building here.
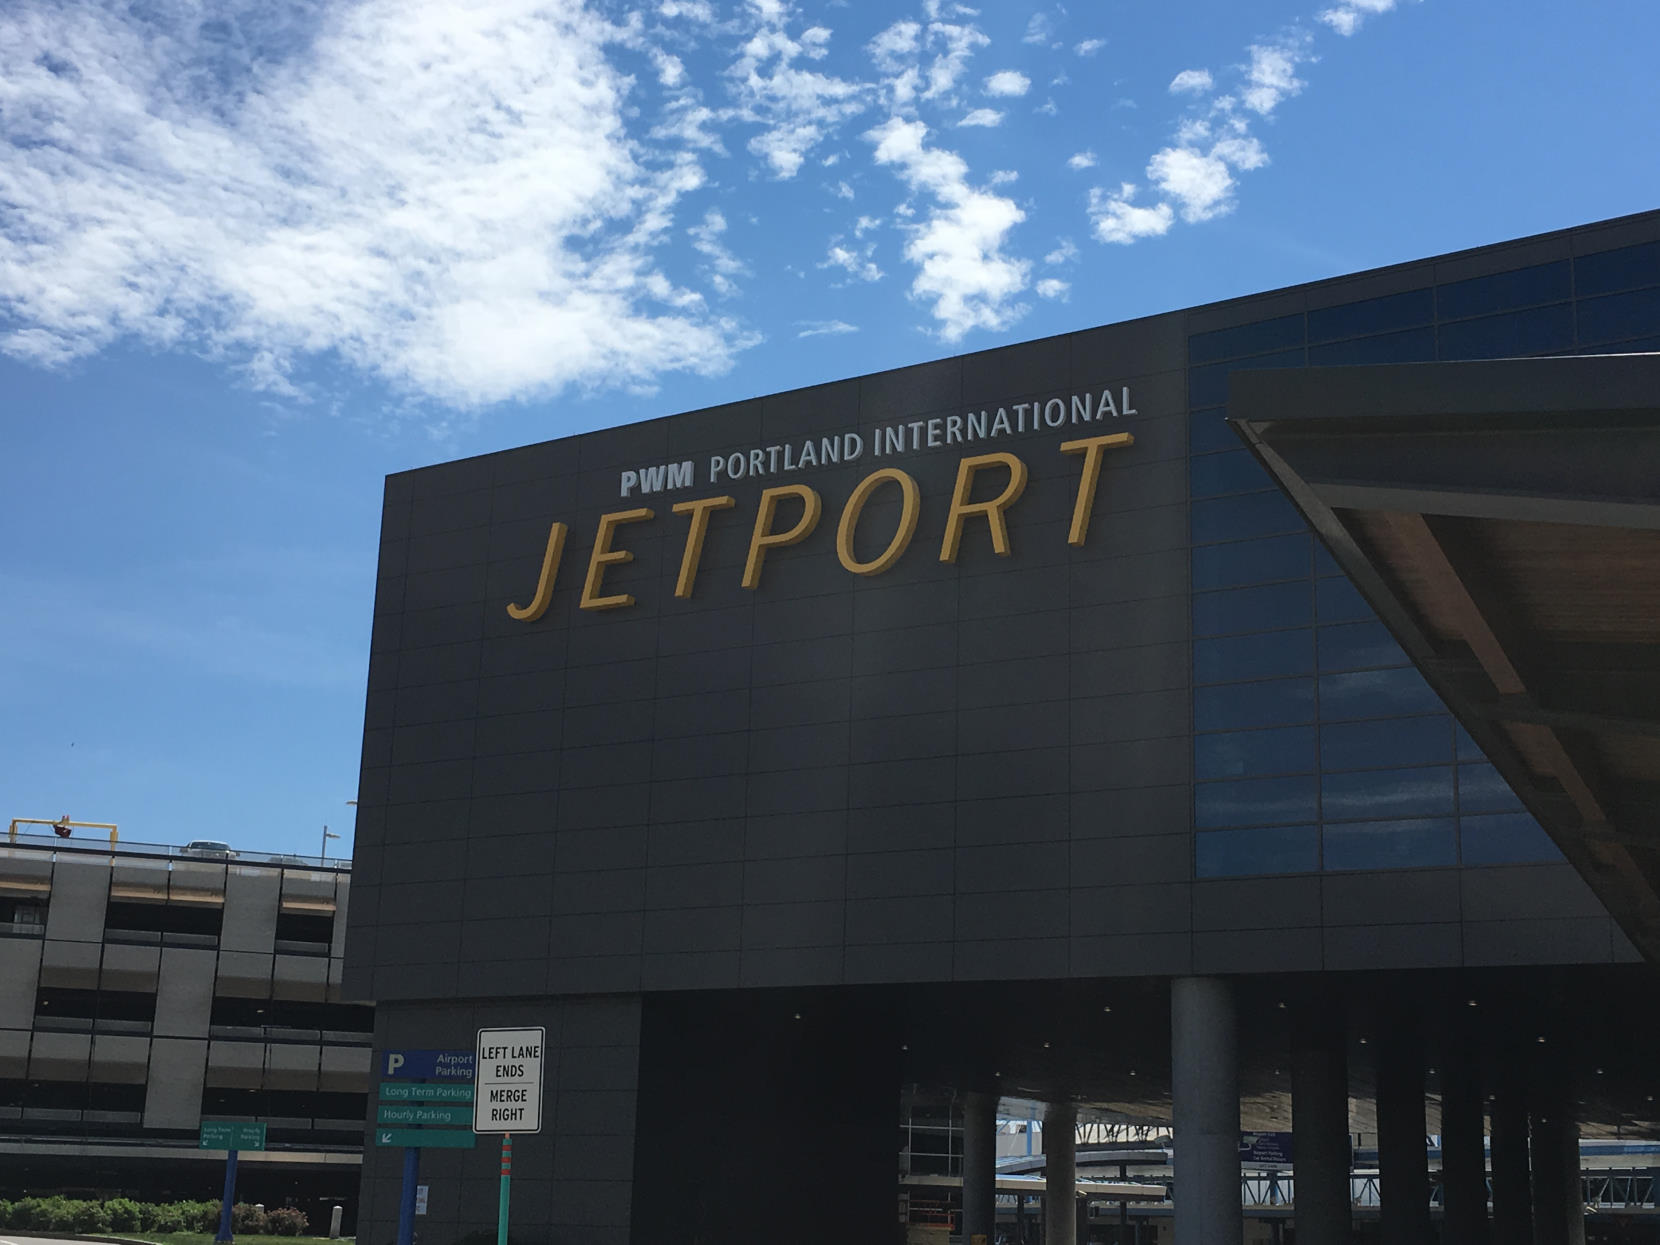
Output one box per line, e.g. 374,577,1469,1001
473,1027,544,1134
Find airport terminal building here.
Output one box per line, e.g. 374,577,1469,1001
344,209,1660,1244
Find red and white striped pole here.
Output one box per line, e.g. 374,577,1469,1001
496,1133,511,1245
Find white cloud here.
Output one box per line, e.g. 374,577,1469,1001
959,108,1004,127
689,209,747,297
1035,278,1069,300
984,70,1031,97
1067,151,1098,171
1022,14,1053,44
923,22,991,101
1169,68,1214,94
1241,40,1309,115
821,242,883,283
1044,240,1078,266
797,319,858,337
1088,184,1175,245
989,170,1018,185
1074,38,1105,56
727,6,871,178
1320,0,1397,36
832,180,855,198
866,116,1028,340
869,19,922,71
854,215,883,236
0,0,753,408
659,0,715,21
1146,148,1233,222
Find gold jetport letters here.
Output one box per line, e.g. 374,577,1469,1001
505,434,1133,623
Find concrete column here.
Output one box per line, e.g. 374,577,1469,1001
1488,1062,1531,1245
1171,976,1242,1245
1375,1024,1431,1245
1290,1001,1351,1245
961,1090,997,1245
1043,1101,1076,1245
1529,1069,1585,1245
1440,1035,1489,1245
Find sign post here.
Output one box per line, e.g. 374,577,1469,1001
474,1027,545,1245
380,1049,478,1245
198,1122,266,1245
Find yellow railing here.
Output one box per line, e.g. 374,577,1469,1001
8,817,119,844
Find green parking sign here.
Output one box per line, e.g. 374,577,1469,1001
199,1121,267,1151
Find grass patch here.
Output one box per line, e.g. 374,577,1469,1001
138,1235,349,1245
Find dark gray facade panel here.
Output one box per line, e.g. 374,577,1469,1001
350,212,1660,1031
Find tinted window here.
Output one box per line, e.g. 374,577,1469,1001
1316,576,1375,624
1192,491,1307,545
1190,408,1238,455
1437,260,1571,320
1458,762,1525,813
1309,327,1437,366
1575,240,1660,297
1314,545,1343,577
1189,315,1305,365
1454,724,1486,762
1577,288,1660,347
1190,449,1271,499
1196,774,1319,829
1323,818,1458,871
1320,667,1445,720
1580,334,1660,355
1188,348,1306,407
1192,533,1310,591
1318,620,1408,672
1438,303,1573,361
1195,825,1319,877
1307,289,1434,343
1195,630,1315,684
1195,725,1317,781
1321,715,1452,772
1460,813,1563,865
1193,581,1311,637
1322,766,1455,820
1194,678,1316,731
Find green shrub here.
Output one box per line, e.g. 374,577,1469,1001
183,1198,224,1233
148,1202,188,1233
105,1197,145,1232
0,1201,12,1230
231,1202,269,1234
70,1199,112,1234
266,1207,309,1236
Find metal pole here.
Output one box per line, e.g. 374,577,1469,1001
497,1133,512,1245
395,1146,420,1245
215,1150,238,1243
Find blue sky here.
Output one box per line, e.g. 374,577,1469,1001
2,0,1658,858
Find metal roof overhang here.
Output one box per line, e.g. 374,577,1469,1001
1229,354,1660,961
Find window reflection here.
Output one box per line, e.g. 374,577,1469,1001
1460,813,1562,865
1322,766,1455,820
1437,260,1570,320
1192,533,1310,591
1192,491,1307,545
1323,818,1457,871
1194,678,1316,731
1193,581,1311,637
1319,667,1445,720
1196,725,1317,781
1195,630,1314,684
1307,288,1433,343
1321,716,1451,772
1457,762,1525,813
1196,825,1319,877
1318,621,1408,673
1196,775,1319,828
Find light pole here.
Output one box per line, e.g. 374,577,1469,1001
320,825,340,860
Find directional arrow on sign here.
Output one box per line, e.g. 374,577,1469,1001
379,1131,393,1145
